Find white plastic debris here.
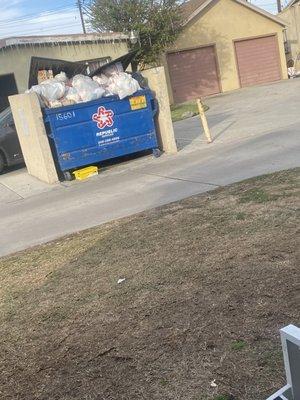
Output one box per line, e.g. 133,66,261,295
72,74,105,102
117,278,126,284
210,379,217,388
107,73,141,100
102,61,124,76
26,63,141,108
94,87,107,100
27,81,66,102
93,74,110,86
55,71,68,83
65,86,82,103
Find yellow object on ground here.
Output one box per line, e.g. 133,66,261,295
73,166,98,181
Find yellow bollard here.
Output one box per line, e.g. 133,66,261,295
197,98,212,144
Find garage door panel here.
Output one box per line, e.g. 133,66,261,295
167,46,220,103
235,35,281,87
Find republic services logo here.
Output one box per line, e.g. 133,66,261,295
92,106,114,129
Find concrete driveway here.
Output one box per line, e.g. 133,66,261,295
1,79,299,257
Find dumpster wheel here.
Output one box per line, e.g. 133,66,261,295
63,171,73,181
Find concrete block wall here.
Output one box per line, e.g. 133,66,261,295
9,93,59,184
142,67,178,155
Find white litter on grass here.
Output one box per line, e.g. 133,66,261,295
210,379,217,388
117,278,126,284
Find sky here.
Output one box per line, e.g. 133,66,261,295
0,0,85,39
0,0,290,40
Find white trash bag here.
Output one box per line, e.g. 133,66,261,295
27,81,66,102
55,71,68,83
102,62,124,77
65,86,82,103
72,74,105,102
93,74,110,86
107,72,141,100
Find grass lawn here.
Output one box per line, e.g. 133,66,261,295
170,100,209,122
0,169,299,400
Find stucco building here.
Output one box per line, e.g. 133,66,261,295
0,33,129,111
279,0,300,61
163,0,288,103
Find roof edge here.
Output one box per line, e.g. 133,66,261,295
182,0,286,27
280,0,298,11
182,0,214,25
236,0,286,26
0,33,129,50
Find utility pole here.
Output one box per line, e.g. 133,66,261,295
77,0,86,34
277,0,282,13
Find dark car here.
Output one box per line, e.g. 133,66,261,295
0,107,24,173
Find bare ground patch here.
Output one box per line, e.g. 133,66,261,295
0,168,299,400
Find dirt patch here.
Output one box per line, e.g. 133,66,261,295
0,169,299,400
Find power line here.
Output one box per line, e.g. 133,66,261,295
0,2,76,24
0,2,89,38
0,7,77,27
0,22,82,37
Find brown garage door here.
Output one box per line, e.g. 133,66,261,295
235,35,281,88
167,46,220,103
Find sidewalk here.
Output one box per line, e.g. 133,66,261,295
1,79,300,257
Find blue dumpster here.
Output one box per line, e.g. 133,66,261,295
44,88,159,178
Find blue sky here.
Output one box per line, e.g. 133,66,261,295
0,0,287,39
0,0,84,38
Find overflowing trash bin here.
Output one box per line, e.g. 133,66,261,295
25,52,160,180
44,88,159,180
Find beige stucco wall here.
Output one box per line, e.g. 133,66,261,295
0,41,128,93
163,0,288,103
280,5,300,60
9,93,59,184
142,67,177,154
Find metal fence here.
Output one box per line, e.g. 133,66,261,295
266,325,300,400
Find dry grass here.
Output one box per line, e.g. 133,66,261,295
0,168,299,400
170,101,209,122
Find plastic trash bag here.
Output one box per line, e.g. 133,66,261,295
93,74,110,86
65,86,82,103
27,81,66,102
93,87,106,100
107,72,141,100
72,74,105,102
55,71,68,83
102,62,124,77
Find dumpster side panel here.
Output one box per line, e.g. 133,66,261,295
45,90,158,171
